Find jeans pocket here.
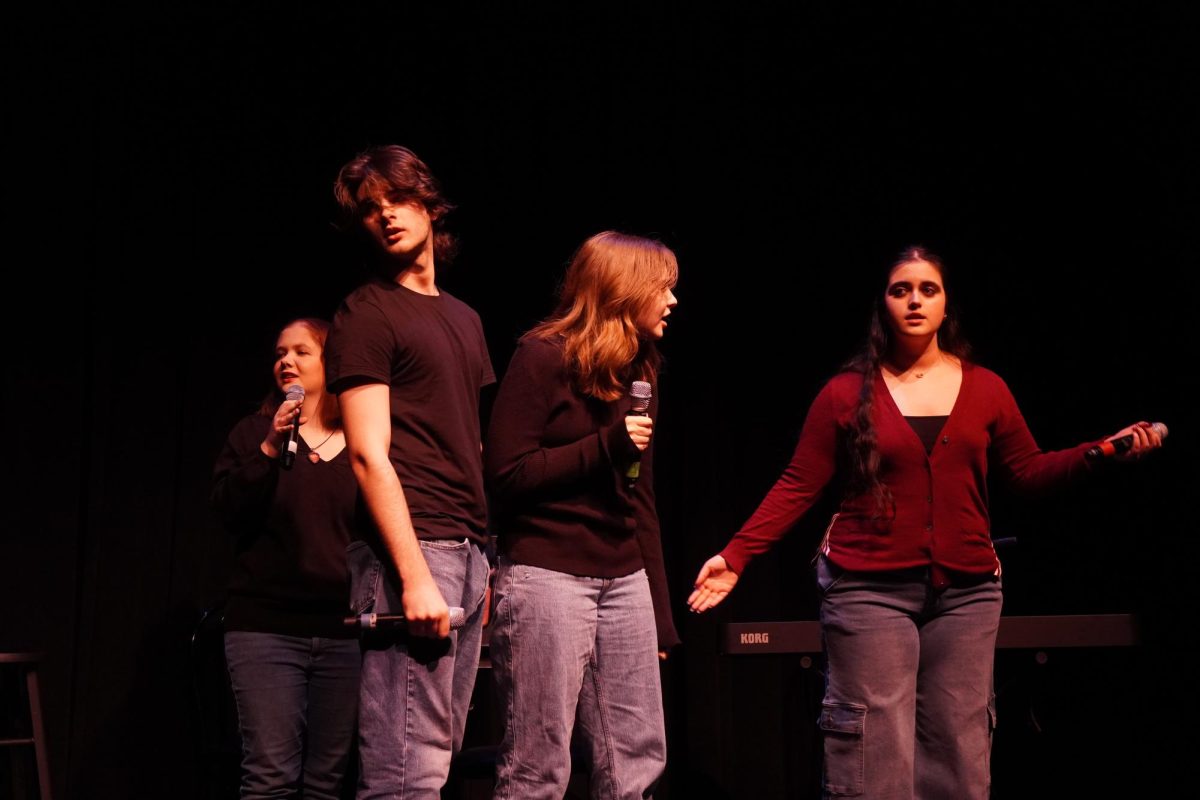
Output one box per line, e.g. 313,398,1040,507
467,543,490,616
419,536,469,551
346,541,381,614
819,701,866,797
816,555,849,594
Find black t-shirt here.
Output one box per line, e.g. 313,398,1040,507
326,278,495,544
211,413,360,638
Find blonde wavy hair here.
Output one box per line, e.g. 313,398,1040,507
530,231,678,401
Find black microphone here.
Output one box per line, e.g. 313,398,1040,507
624,380,652,488
279,384,305,470
1084,422,1168,461
343,606,467,631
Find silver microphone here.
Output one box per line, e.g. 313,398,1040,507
1084,422,1168,461
344,606,467,630
280,384,305,469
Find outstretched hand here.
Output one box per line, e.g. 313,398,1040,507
687,555,739,613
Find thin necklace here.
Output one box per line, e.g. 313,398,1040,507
304,426,338,463
914,356,944,379
888,357,938,380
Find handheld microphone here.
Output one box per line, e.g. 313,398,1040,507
1084,422,1168,461
624,381,652,488
343,606,467,630
280,384,305,470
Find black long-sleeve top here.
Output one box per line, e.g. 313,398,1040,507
211,414,360,638
485,335,680,649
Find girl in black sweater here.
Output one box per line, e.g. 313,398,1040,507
212,318,361,800
486,233,680,799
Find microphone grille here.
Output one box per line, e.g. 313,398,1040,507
630,380,652,413
1153,422,1169,440
284,384,305,403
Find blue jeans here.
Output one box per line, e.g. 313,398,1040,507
223,631,361,800
490,559,666,800
347,538,490,800
817,556,1002,799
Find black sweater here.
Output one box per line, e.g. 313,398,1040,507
212,414,360,638
485,336,680,649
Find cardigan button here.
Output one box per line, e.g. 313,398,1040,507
941,436,950,444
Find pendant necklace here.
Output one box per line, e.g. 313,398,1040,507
306,428,337,463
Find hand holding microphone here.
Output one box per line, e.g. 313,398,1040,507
279,384,306,469
1085,421,1168,461
624,381,653,488
344,606,467,632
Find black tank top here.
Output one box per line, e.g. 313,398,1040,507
905,415,949,455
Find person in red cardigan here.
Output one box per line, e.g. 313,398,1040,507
688,247,1162,800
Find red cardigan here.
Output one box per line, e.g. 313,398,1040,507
720,364,1098,579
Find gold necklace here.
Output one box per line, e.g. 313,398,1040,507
885,362,933,381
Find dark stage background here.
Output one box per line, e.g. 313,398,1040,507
6,3,1197,798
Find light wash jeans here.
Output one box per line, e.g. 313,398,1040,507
347,537,490,800
223,631,361,800
817,555,1002,799
490,558,666,800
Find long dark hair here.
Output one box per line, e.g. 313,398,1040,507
841,247,971,515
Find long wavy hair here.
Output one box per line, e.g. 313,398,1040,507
529,231,679,401
333,144,458,265
258,318,340,429
842,247,971,515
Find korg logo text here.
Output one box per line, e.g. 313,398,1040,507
739,632,770,644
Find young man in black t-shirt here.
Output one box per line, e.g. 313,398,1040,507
325,145,494,799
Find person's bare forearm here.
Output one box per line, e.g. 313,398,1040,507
341,383,449,637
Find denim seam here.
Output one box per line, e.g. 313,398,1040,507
499,566,518,796
420,537,469,551
587,646,620,799
400,637,413,797
589,578,622,800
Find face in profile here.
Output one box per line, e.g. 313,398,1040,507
274,323,325,395
355,185,435,262
883,258,946,340
638,284,678,340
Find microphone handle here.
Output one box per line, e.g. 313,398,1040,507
344,607,467,630
624,408,648,487
280,408,300,469
1085,437,1129,461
